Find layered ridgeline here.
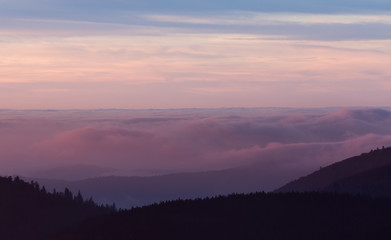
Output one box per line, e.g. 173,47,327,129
0,176,114,240
32,147,391,208
4,148,391,239
32,165,300,209
45,148,391,240
276,147,391,196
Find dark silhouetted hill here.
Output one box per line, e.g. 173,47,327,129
276,147,391,194
0,176,114,240
49,192,391,240
325,164,391,197
6,147,391,240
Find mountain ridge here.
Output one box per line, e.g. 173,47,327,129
29,163,306,209
275,146,391,194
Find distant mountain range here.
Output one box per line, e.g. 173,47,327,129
47,147,391,239
276,146,391,196
29,164,118,180
4,147,391,239
29,147,391,209
30,164,305,209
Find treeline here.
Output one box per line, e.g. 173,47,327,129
3,175,391,240
0,176,115,240
53,191,391,240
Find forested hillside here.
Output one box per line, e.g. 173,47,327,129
4,147,391,240
276,147,391,195
0,176,114,240
51,192,391,240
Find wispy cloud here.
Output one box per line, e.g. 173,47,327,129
142,12,391,26
2,11,391,41
1,1,390,109
1,0,391,14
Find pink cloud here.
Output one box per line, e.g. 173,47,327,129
1,108,391,184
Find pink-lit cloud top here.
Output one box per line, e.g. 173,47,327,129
1,0,391,109
1,108,391,189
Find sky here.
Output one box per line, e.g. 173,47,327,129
1,0,391,109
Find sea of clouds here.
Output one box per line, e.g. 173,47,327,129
1,107,391,181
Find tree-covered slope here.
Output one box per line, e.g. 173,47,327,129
325,164,391,197
51,192,391,240
276,147,391,194
0,176,114,240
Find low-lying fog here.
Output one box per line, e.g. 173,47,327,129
1,107,391,183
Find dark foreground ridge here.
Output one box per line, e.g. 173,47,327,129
276,146,391,196
4,147,391,240
0,176,114,240
50,191,391,240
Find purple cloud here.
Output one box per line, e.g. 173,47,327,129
1,108,391,187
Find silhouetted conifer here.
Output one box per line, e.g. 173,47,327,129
0,175,114,240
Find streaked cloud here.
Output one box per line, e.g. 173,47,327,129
142,12,391,25
1,0,390,14
1,1,390,108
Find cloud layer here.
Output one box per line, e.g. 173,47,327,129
2,108,391,185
